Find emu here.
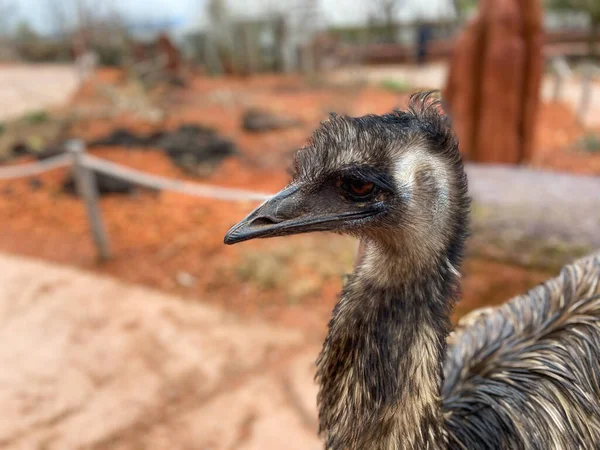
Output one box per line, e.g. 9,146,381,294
224,93,600,449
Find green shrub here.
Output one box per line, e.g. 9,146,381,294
579,134,600,153
23,110,50,124
379,79,413,93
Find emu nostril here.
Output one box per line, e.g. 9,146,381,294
251,216,281,227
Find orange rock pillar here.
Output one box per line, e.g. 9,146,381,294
444,0,543,164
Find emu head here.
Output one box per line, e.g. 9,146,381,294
225,92,468,268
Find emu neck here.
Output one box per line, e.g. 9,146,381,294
317,243,458,450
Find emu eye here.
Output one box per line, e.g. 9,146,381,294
349,181,374,196
337,177,377,199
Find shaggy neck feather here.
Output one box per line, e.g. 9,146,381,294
316,242,459,450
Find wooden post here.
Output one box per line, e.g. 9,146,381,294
300,43,314,76
204,35,224,76
67,140,112,261
552,72,562,102
551,57,571,102
578,65,593,125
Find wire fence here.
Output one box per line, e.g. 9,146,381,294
0,140,273,260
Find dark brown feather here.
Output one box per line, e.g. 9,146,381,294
443,252,600,449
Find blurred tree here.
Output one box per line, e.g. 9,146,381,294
46,0,71,39
14,21,39,44
272,13,288,72
204,0,231,74
295,0,320,75
13,20,54,61
373,0,404,42
45,0,129,64
207,0,229,27
0,1,16,60
0,1,16,33
546,0,600,56
452,0,479,19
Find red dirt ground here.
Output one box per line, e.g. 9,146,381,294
1,70,595,332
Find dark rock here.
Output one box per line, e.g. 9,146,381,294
63,171,136,196
9,141,64,161
10,142,64,161
11,142,30,157
168,75,187,88
29,178,43,190
158,125,237,175
242,108,300,132
36,146,65,161
89,129,149,148
146,130,166,143
61,124,236,193
86,124,236,176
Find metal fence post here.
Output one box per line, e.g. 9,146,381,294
67,140,112,261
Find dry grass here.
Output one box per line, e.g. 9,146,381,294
235,234,356,304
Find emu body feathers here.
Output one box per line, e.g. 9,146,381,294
444,252,600,449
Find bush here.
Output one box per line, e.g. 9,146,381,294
23,110,49,124
579,134,600,153
93,45,123,67
379,79,413,93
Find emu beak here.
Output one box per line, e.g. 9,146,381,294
224,184,380,245
224,185,307,245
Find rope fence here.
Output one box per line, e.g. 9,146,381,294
83,154,271,202
0,140,273,261
0,153,73,180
